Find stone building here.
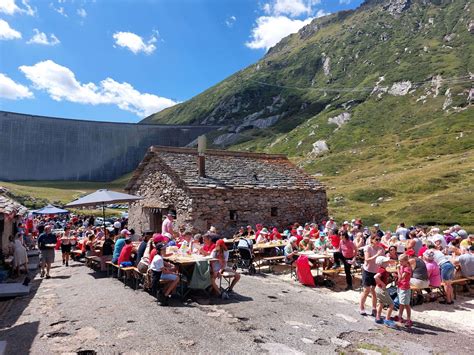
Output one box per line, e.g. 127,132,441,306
126,146,327,237
0,190,28,254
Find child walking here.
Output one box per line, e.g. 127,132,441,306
395,253,413,327
374,256,396,328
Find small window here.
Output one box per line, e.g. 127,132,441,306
229,210,238,221
271,207,278,217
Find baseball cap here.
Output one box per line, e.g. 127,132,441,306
120,229,131,235
375,256,390,265
153,233,169,244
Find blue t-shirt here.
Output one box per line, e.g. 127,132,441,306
112,238,126,261
38,232,57,250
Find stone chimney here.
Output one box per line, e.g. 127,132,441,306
197,135,206,177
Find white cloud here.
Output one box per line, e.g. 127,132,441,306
246,15,312,50
339,0,352,4
0,72,33,100
263,0,321,17
316,9,330,18
77,8,87,18
19,60,176,117
27,29,60,46
0,19,22,40
225,15,237,28
50,3,68,17
0,0,35,16
112,31,158,55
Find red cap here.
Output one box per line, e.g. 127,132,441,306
406,249,415,256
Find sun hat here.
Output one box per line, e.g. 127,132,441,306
153,233,169,244
209,226,217,233
260,228,269,235
343,221,349,225
423,250,435,261
375,256,390,265
374,224,379,228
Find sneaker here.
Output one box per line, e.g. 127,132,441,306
371,309,377,317
45,274,51,279
62,260,65,265
405,320,413,328
345,286,353,291
40,271,45,278
375,318,384,324
65,261,69,267
359,310,368,316
384,320,397,329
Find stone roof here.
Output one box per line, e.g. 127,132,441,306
126,146,324,191
0,193,28,215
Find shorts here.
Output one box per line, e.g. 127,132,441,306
375,286,394,306
362,269,376,287
40,248,55,264
161,273,178,281
440,262,454,281
398,288,411,305
61,244,71,253
410,278,429,289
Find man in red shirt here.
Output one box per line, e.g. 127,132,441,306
118,239,134,265
200,234,215,256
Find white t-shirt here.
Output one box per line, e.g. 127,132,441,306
210,250,229,272
396,227,408,240
432,250,449,266
149,254,164,272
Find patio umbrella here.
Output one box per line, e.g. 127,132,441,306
65,189,143,229
33,204,69,215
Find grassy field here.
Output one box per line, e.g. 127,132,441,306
0,173,132,216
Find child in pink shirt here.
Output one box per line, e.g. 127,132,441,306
395,253,413,327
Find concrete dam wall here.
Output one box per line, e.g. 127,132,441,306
0,111,216,181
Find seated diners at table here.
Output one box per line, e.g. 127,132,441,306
270,227,282,240
233,226,246,239
148,243,179,306
111,230,129,263
85,234,97,257
210,240,241,298
422,250,441,301
243,225,255,237
118,238,134,266
407,249,429,289
359,235,385,316
452,245,474,278
100,232,114,271
381,230,392,248
386,245,398,261
460,234,473,250
256,228,270,244
299,235,315,251
447,237,462,256
200,234,216,256
315,232,330,251
136,230,153,265
328,229,340,250
284,237,299,264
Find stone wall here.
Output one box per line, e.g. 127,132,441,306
188,188,327,236
0,111,216,181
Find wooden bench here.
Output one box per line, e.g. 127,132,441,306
71,250,83,261
106,261,119,277
322,268,344,277
85,256,101,269
260,255,286,273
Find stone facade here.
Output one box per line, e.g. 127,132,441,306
0,192,28,253
127,146,327,237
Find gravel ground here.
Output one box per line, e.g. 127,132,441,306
0,252,472,355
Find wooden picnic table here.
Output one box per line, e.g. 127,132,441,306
253,241,286,250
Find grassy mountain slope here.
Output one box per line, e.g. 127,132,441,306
142,0,474,230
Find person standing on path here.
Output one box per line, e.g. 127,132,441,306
37,225,57,279
13,233,28,277
161,213,175,239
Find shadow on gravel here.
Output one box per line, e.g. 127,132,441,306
0,320,39,354
49,275,71,280
396,321,455,336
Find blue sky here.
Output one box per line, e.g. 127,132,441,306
0,0,363,123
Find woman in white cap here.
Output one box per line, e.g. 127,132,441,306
284,237,299,264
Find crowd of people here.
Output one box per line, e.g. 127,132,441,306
3,212,473,316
